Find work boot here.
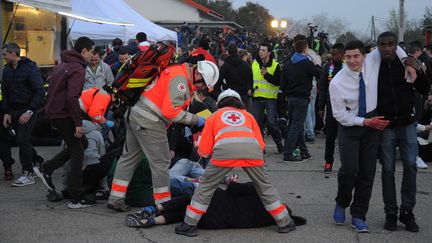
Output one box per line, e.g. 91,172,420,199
278,218,296,233
107,200,131,212
175,222,198,237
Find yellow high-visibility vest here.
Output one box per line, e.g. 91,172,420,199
252,60,279,99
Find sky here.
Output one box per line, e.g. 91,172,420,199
230,0,430,33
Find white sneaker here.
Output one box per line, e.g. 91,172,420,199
416,157,428,169
11,171,35,187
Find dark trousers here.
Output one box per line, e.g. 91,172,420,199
252,98,283,146
335,123,380,220
324,108,338,164
284,97,309,156
44,118,86,199
11,109,37,172
0,114,15,169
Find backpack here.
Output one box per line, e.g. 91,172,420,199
111,42,175,106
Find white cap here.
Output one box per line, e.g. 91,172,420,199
197,60,219,90
217,89,242,104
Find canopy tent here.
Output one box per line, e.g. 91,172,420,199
69,0,177,42
5,0,132,26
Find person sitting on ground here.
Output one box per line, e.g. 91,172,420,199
125,182,306,230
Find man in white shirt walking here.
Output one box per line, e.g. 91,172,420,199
329,40,390,233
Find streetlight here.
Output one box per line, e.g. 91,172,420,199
271,20,279,28
271,19,288,30
280,20,287,29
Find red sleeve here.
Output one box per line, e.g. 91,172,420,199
88,93,110,124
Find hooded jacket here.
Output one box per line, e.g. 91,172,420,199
280,52,321,99
82,120,105,166
1,57,45,113
218,54,253,96
44,49,87,127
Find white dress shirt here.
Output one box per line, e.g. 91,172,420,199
329,46,407,127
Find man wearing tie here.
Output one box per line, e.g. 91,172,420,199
329,40,390,233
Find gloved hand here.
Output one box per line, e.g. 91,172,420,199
197,117,206,127
105,120,115,128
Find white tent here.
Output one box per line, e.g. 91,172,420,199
69,0,177,42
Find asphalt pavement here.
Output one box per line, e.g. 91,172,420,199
1,133,431,243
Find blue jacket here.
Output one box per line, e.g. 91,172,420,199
1,57,45,113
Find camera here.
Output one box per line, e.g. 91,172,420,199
318,31,328,39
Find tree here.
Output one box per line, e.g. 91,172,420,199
310,13,347,42
235,2,274,35
195,0,237,21
336,32,358,44
423,6,432,27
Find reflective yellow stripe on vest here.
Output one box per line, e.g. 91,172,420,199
252,60,279,99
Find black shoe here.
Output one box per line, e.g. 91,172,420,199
324,163,333,174
278,219,296,233
175,222,198,237
96,190,110,200
301,153,312,161
283,155,303,163
47,189,63,202
33,166,55,190
399,209,419,232
61,190,72,200
276,143,284,154
384,214,397,231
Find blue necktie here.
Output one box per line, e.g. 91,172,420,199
358,72,366,117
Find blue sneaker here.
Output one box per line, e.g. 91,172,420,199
351,218,369,233
333,204,346,225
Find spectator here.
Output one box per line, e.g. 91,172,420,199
84,46,114,90
35,36,95,209
136,32,150,52
191,39,217,64
218,44,253,111
280,35,321,162
104,38,123,65
318,43,345,173
251,42,284,153
1,42,45,186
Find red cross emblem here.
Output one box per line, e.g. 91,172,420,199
227,113,240,122
177,83,186,92
222,111,245,126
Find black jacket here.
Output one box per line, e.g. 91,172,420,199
377,58,430,127
318,61,343,111
218,54,253,96
280,54,321,99
1,57,45,113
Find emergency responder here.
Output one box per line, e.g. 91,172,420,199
78,86,115,128
108,60,219,212
175,89,295,237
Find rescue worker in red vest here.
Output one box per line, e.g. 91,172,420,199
175,89,295,237
108,60,219,212
79,87,115,128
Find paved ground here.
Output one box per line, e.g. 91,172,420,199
1,133,432,243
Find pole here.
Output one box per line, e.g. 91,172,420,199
371,16,376,42
398,0,404,42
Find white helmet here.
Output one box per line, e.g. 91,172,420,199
197,60,219,90
217,89,241,104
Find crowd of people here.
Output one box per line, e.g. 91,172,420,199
1,26,432,237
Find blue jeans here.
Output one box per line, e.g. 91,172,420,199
169,158,204,182
284,97,310,156
252,98,283,145
304,82,317,140
379,122,418,214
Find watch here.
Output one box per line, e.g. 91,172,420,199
26,110,34,115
